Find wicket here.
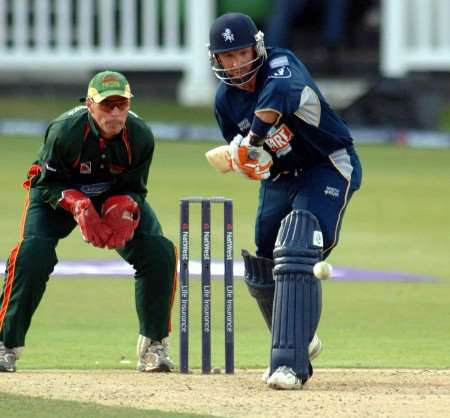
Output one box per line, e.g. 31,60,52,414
179,196,234,374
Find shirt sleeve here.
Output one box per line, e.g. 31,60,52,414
255,57,306,120
36,123,80,209
214,95,240,143
111,127,154,205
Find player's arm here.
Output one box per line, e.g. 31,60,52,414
247,110,279,146
231,55,303,168
227,110,277,178
36,124,113,247
110,124,154,206
210,106,271,179
96,125,152,250
37,124,80,209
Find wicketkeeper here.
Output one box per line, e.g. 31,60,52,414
0,71,177,373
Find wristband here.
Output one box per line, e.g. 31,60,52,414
250,116,273,144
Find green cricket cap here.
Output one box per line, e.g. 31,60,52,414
86,70,133,103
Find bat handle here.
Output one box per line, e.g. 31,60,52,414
248,133,266,147
247,149,260,160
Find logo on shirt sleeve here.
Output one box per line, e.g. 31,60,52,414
269,67,292,78
80,161,92,174
269,66,292,79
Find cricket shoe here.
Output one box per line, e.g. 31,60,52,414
136,335,174,372
267,366,307,390
261,333,322,382
0,346,18,373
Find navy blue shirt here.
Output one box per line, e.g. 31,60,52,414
214,47,354,176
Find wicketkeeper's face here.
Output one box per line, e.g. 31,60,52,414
87,96,130,139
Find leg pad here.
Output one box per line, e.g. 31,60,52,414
270,210,323,380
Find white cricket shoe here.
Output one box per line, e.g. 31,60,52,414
267,366,305,390
136,335,174,372
261,333,322,382
0,344,21,373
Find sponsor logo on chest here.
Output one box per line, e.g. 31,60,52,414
265,124,294,156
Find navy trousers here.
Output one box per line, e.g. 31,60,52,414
255,150,362,259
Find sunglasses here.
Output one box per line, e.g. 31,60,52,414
97,99,130,111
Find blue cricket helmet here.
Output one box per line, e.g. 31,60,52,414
208,13,267,86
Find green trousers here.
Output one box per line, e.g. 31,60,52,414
0,187,177,348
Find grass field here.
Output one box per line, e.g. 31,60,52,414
1,104,450,417
1,134,449,368
0,392,211,418
0,96,215,124
16,278,450,370
1,136,449,278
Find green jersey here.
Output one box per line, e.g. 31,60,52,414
33,106,154,208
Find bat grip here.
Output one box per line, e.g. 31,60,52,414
247,149,260,160
248,133,265,147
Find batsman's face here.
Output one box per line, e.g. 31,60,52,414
217,47,255,78
87,96,130,139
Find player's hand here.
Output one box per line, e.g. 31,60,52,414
229,134,260,167
60,189,112,248
229,134,272,180
230,154,272,180
101,195,140,249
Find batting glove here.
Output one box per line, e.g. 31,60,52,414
59,189,113,248
101,195,140,249
229,134,273,180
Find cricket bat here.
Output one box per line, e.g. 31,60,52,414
205,145,232,173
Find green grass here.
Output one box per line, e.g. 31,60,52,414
439,104,450,130
1,124,449,417
15,278,450,370
1,135,450,370
1,136,449,279
0,96,215,124
3,95,450,131
0,392,215,418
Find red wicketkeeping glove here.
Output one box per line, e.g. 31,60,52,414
60,189,113,248
101,195,140,249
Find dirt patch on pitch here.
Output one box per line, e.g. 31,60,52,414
1,369,449,417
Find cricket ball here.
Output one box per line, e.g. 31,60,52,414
313,261,333,280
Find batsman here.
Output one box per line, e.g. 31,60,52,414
0,71,177,373
207,13,362,389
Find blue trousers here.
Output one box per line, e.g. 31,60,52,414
255,150,362,259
